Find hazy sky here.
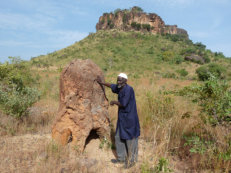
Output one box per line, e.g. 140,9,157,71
0,0,230,63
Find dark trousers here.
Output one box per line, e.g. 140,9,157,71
115,128,138,163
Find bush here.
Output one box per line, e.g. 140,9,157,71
131,22,141,30
177,77,231,125
214,52,225,59
203,54,210,63
173,56,184,64
175,77,231,170
176,69,188,77
0,85,40,118
194,42,206,50
107,19,112,26
181,47,197,55
122,14,128,24
0,57,40,118
0,57,35,89
161,51,175,61
142,24,151,31
164,33,188,42
196,63,226,81
196,66,208,81
109,23,114,29
131,6,143,13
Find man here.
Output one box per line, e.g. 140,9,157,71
97,73,140,168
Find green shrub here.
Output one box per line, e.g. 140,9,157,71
183,134,213,154
154,157,172,173
196,63,226,81
142,24,151,31
208,63,226,77
0,85,40,118
0,57,35,89
214,52,225,59
161,51,175,61
175,78,231,169
131,22,137,28
176,69,188,77
107,19,112,26
173,56,184,64
0,57,40,118
131,22,141,30
131,6,143,13
194,42,206,50
195,66,208,81
177,77,231,125
203,54,210,63
109,23,114,29
164,33,188,42
122,14,128,24
181,47,197,55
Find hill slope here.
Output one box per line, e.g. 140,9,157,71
32,30,231,80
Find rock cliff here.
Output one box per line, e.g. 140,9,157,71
96,6,188,37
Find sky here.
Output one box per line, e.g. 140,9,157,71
0,0,231,63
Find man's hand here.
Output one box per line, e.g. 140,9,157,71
110,100,117,106
110,101,123,108
96,77,111,88
96,76,102,84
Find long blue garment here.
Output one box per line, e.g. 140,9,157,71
111,84,140,140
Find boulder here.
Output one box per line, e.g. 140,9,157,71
52,59,110,151
185,54,205,64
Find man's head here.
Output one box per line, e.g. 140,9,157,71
117,73,127,88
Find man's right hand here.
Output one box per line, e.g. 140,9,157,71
96,77,111,88
96,76,102,84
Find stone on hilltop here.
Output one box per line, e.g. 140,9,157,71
96,6,188,37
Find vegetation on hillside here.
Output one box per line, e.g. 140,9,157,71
31,30,231,81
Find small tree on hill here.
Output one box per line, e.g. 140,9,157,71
131,6,143,13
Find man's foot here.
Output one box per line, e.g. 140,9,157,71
111,159,125,164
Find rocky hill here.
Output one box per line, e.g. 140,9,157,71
96,6,188,37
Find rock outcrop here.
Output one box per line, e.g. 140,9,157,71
52,59,110,151
96,6,188,38
185,54,205,64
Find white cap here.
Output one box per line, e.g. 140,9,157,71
118,73,128,80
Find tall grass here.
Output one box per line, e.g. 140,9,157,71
137,89,193,171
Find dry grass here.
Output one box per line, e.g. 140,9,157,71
0,98,58,136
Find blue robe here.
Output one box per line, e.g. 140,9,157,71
111,84,140,140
